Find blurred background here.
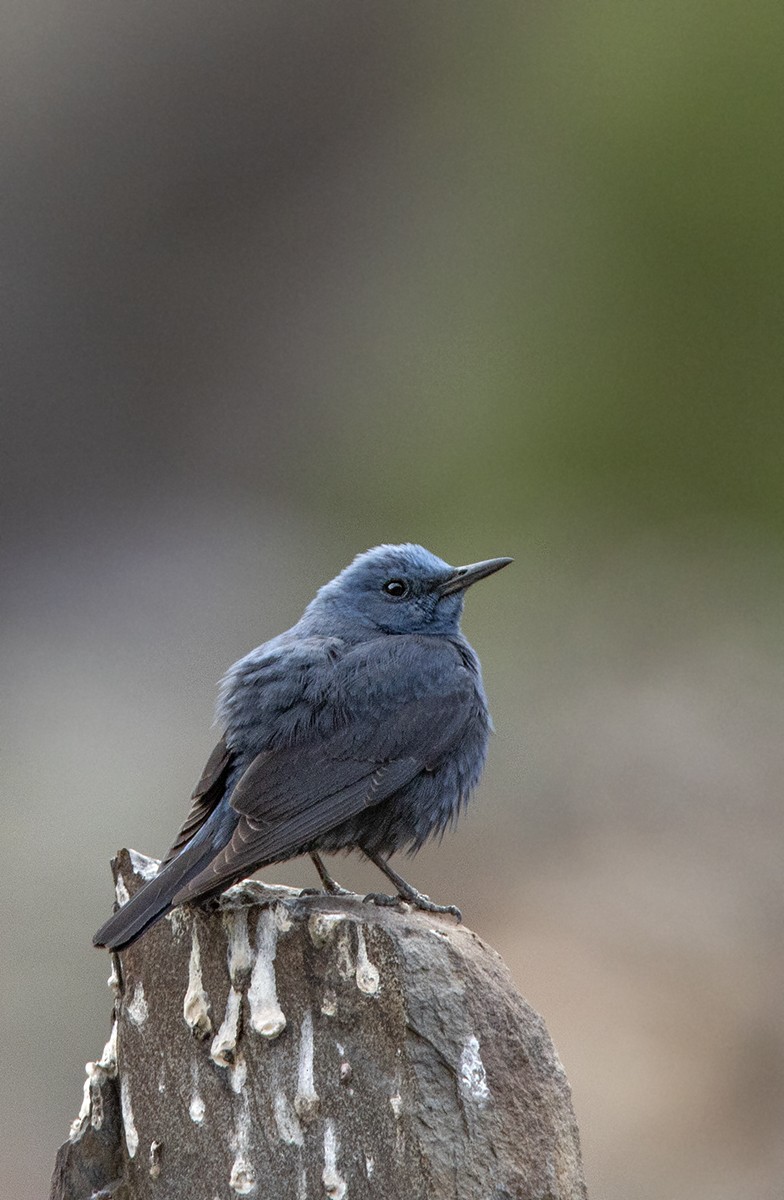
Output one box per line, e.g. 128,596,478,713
2,2,783,1196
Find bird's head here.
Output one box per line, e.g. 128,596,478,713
304,543,511,638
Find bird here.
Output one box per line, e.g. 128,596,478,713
93,543,511,951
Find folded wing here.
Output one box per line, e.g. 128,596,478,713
173,678,475,905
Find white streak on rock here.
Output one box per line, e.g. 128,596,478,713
120,1074,139,1159
107,956,121,997
129,849,160,880
308,911,344,948
365,1154,374,1178
229,1102,256,1195
459,1034,490,1106
297,1166,308,1200
98,1022,119,1074
148,1139,162,1179
248,909,285,1038
229,1154,256,1194
275,901,293,932
225,908,253,982
115,874,130,906
389,1068,403,1120
355,927,379,994
71,1075,92,1137
211,985,243,1066
189,1059,205,1123
320,990,337,1018
69,1023,119,1141
183,926,212,1039
229,1053,248,1095
273,1090,304,1146
322,1119,346,1199
335,925,354,980
295,1008,319,1121
167,906,189,940
126,981,149,1027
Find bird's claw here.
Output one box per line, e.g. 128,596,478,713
362,890,461,921
403,891,462,920
302,883,355,899
362,891,401,908
324,883,355,897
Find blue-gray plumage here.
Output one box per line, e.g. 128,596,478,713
93,544,511,950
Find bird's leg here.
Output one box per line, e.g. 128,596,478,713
361,849,462,921
308,852,354,897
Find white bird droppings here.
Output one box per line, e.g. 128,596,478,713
69,1023,118,1141
308,911,344,948
148,1139,163,1179
114,874,130,907
365,1154,374,1179
335,926,354,980
248,908,286,1037
126,982,149,1027
229,1053,248,1095
229,1104,256,1195
129,849,160,880
459,1035,491,1106
321,990,337,1017
189,1059,205,1122
120,1075,139,1159
167,906,189,940
211,985,243,1067
295,1008,320,1121
354,927,379,994
183,926,213,1039
230,1154,256,1194
322,1119,347,1199
273,1090,304,1146
107,956,121,997
99,1022,119,1074
225,908,253,982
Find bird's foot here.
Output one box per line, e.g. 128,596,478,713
362,890,461,921
323,881,355,897
362,891,401,908
403,890,462,921
300,883,355,898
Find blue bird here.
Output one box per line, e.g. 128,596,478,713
93,544,511,950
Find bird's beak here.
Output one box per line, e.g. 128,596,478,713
438,557,513,596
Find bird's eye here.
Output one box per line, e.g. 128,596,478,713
382,579,409,598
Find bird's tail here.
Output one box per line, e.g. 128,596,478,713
92,840,214,951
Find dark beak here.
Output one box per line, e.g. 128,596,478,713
438,556,513,596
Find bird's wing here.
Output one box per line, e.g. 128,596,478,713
172,644,476,904
162,735,234,863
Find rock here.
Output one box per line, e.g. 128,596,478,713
53,850,586,1199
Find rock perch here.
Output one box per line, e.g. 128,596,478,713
52,850,586,1199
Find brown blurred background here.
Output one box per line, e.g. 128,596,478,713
2,2,783,1197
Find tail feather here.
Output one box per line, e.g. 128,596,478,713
93,841,213,951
